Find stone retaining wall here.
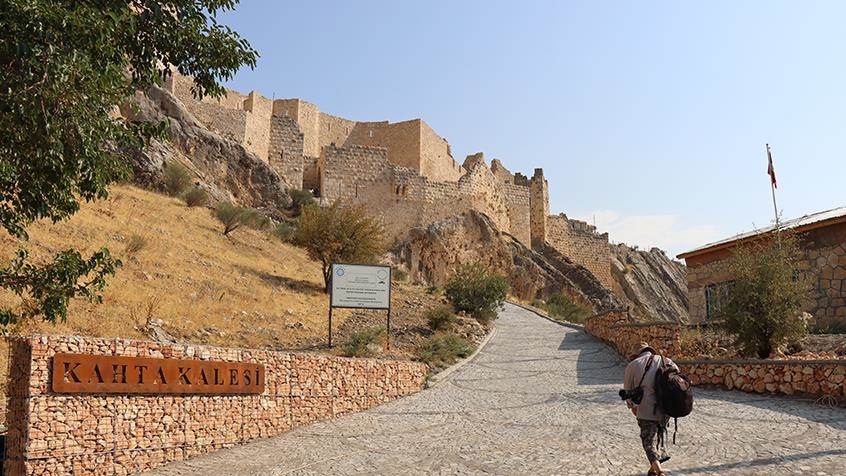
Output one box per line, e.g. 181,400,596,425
4,335,428,475
584,314,845,399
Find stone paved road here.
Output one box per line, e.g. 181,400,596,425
145,303,846,475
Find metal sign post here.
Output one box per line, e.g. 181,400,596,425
328,263,392,349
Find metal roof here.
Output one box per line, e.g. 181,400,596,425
677,206,846,259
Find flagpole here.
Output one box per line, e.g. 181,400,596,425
766,143,779,228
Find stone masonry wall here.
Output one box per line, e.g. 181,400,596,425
584,313,845,399
243,92,273,161
4,335,427,475
529,169,549,250
503,184,531,246
268,116,305,190
419,121,464,182
547,215,613,289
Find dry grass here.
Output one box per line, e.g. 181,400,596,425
0,185,349,348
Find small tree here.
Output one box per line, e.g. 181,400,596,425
444,262,508,323
288,189,315,216
292,201,384,292
720,231,812,358
162,162,194,197
215,202,260,236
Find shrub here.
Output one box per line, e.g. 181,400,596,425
272,222,296,242
162,162,193,197
289,189,315,215
809,320,846,335
543,293,592,324
182,186,209,207
247,213,272,231
341,328,384,357
392,268,409,282
426,306,455,332
720,232,813,358
124,234,147,255
444,262,508,323
417,332,475,368
292,201,384,292
214,202,260,236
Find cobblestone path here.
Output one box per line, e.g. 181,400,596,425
145,303,846,475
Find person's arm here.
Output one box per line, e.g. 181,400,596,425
623,362,637,408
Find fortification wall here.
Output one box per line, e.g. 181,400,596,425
529,169,549,250
503,184,531,245
273,99,321,157
243,92,273,161
344,121,422,171
165,73,248,143
419,121,463,182
547,215,613,289
268,116,305,190
319,112,356,151
490,159,514,184
4,334,427,475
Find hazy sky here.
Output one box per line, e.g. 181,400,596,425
217,1,845,259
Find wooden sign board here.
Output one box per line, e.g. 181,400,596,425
51,353,265,395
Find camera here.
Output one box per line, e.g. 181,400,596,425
618,387,643,404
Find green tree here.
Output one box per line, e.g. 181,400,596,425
720,231,813,358
444,262,508,323
0,0,257,324
292,201,384,292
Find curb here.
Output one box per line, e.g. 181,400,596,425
426,326,498,388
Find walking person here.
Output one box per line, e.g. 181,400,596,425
622,342,678,476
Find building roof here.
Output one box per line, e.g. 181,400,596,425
677,206,846,260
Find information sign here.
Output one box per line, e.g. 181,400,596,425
330,263,391,309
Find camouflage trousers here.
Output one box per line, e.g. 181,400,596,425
637,418,667,463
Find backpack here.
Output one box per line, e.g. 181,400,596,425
654,355,693,444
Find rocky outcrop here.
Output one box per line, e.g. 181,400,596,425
393,210,622,313
610,244,689,322
122,86,290,212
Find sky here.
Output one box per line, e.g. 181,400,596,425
216,1,846,260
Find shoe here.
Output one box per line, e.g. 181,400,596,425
659,454,671,463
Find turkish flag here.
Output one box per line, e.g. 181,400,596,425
767,144,777,189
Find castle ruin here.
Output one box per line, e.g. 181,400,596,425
164,73,613,289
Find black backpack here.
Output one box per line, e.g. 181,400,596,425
654,355,693,443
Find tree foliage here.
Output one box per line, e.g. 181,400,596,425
292,201,384,292
444,262,508,323
0,0,257,324
720,231,813,358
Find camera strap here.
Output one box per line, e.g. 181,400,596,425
637,353,654,388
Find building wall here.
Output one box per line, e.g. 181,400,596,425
4,335,427,475
503,184,531,246
684,222,846,323
273,99,321,158
345,120,422,171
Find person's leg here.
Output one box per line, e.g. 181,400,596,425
637,419,664,474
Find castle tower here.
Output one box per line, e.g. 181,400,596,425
529,168,549,250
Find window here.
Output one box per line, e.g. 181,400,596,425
705,281,734,320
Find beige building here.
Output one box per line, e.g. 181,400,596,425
678,207,846,324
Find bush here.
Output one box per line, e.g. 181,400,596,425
182,186,209,208
341,328,384,357
720,232,813,358
292,201,384,292
272,222,296,242
417,332,475,368
543,293,592,324
392,268,409,282
426,306,455,332
162,162,193,197
809,320,846,335
444,262,508,323
289,189,315,215
124,234,147,255
214,202,260,236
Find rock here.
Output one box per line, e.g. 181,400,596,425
122,86,290,215
610,244,689,322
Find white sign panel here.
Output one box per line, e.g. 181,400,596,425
330,264,392,309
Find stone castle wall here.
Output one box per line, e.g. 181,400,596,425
164,72,617,298
4,334,427,475
547,215,613,289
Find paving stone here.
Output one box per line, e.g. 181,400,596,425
143,303,846,475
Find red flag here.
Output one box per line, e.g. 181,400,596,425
766,144,777,189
